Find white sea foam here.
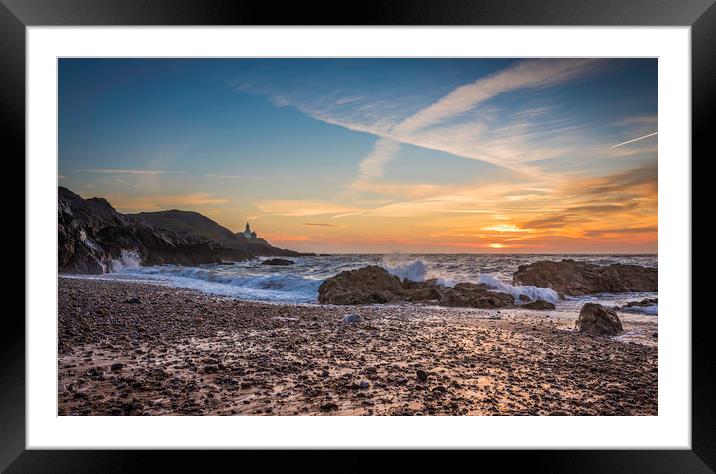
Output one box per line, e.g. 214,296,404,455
476,274,560,303
110,250,142,272
383,258,428,282
382,257,558,303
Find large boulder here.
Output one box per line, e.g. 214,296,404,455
318,266,515,308
513,259,657,297
576,303,623,336
317,266,405,304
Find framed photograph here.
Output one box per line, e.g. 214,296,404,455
5,0,711,471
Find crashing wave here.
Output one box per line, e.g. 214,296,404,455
111,250,142,272
476,274,559,303
382,257,558,303
382,258,427,282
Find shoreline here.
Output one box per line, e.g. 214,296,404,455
58,277,658,416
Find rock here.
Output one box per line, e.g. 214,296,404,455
123,297,141,304
87,367,104,379
615,298,658,312
438,285,514,309
342,314,361,323
522,299,556,310
513,259,657,297
317,266,406,304
416,369,428,382
318,265,514,308
320,402,339,412
359,380,370,389
262,258,294,266
576,303,623,336
110,363,124,371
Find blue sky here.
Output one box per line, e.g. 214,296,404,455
58,58,657,253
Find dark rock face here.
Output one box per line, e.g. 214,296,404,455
317,266,405,305
58,187,301,274
261,258,294,266
522,299,556,310
576,303,623,336
616,298,658,311
317,266,515,309
437,283,514,309
513,259,657,297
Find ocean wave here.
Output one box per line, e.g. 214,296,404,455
382,258,428,282
382,257,558,303
100,254,656,307
110,250,142,272
476,274,560,303
130,266,322,292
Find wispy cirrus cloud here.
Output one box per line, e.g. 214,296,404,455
76,168,183,175
244,60,613,189
393,59,597,135
253,200,362,217
108,193,229,212
204,174,241,179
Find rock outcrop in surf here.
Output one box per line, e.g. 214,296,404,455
58,187,304,274
317,266,516,309
512,259,657,297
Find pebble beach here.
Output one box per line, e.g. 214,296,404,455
58,277,658,416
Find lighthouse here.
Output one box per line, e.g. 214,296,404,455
242,222,257,240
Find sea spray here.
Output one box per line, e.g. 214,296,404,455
111,250,142,272
381,256,560,302
382,258,428,282
476,274,559,303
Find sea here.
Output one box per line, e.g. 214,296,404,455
88,252,658,315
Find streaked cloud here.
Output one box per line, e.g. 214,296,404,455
204,174,241,179
76,168,183,175
109,193,229,211
393,59,597,135
254,200,362,217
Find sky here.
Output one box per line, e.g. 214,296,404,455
58,58,657,254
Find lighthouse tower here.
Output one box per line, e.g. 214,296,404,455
242,222,257,240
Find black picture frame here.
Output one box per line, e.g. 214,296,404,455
2,0,710,471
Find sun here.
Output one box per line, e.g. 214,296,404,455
488,243,506,249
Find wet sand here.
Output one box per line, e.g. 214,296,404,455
58,277,657,416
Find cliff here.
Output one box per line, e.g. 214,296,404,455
59,187,304,274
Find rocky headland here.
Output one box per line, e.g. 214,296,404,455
58,187,306,274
